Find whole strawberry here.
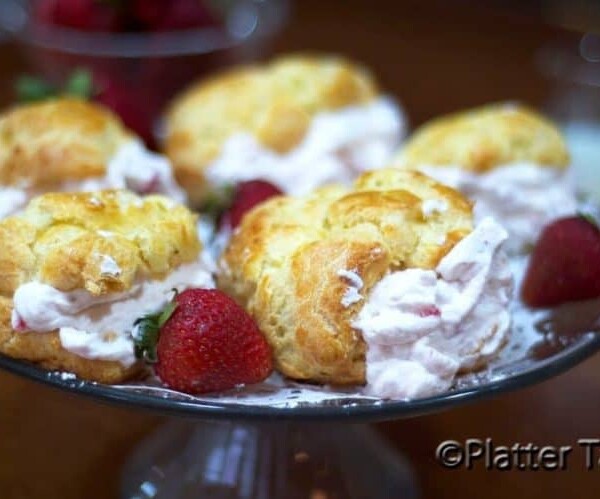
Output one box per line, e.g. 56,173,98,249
95,75,157,147
36,0,124,32
134,289,273,394
220,180,283,230
521,215,600,308
150,0,218,31
131,0,169,29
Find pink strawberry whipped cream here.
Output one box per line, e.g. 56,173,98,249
11,259,214,366
205,97,406,195
353,217,513,400
67,140,187,203
0,140,186,219
419,163,577,253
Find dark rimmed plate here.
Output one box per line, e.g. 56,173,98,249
1,292,598,423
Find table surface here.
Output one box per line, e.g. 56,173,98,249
0,1,598,498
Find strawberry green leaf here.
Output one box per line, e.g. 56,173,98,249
133,301,178,363
199,183,234,225
15,76,57,103
64,69,94,99
16,68,95,104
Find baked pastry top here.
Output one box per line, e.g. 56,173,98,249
217,169,473,384
164,54,379,204
0,190,201,382
395,103,569,172
0,98,133,189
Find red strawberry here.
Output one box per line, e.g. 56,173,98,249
33,0,58,25
37,0,124,32
153,0,218,31
134,289,273,394
131,0,170,29
220,180,283,230
521,215,600,308
95,75,156,147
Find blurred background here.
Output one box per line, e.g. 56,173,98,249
0,1,598,498
0,0,598,193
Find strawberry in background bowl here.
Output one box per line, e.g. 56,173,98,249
0,0,289,146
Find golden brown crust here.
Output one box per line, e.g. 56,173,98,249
0,190,200,294
164,54,379,205
395,103,569,172
218,169,473,384
0,190,201,382
0,98,133,188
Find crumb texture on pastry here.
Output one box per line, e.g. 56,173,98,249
218,169,473,384
0,98,133,188
0,190,201,383
395,103,569,172
164,54,379,203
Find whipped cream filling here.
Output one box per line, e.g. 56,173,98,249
353,217,513,400
0,140,186,220
419,162,577,253
196,216,232,266
69,140,187,203
0,187,28,219
11,259,214,366
338,269,364,307
205,97,406,195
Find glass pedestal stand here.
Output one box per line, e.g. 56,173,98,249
2,294,598,498
121,419,418,499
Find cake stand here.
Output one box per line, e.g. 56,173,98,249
0,292,598,499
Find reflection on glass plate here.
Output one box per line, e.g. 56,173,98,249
1,257,598,422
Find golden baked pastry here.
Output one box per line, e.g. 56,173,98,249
395,103,569,172
164,54,379,205
0,98,133,189
0,190,202,383
217,169,473,384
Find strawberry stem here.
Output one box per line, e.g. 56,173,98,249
157,300,178,328
199,183,235,225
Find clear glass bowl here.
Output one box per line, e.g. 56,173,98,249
0,0,290,144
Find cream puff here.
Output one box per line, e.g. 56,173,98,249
164,54,406,206
217,169,513,399
0,190,213,383
394,103,576,252
0,98,186,219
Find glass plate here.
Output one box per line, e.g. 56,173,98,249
1,279,598,423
